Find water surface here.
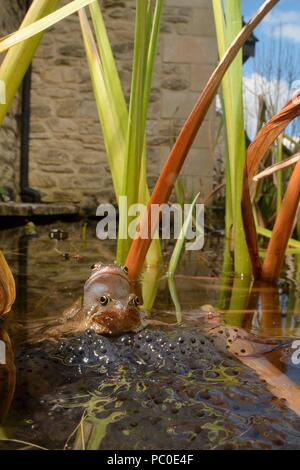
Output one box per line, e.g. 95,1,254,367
0,221,300,449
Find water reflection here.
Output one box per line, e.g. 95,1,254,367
0,222,300,448
16,234,30,318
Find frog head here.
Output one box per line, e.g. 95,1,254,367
83,263,142,335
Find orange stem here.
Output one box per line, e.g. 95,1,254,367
262,159,300,281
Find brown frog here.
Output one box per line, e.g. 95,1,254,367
33,263,144,342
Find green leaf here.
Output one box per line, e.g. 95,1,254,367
79,8,126,197
80,2,162,267
117,0,149,263
117,0,163,263
167,275,182,324
0,0,95,52
89,1,128,139
212,0,250,275
167,192,200,275
0,0,59,125
257,225,300,249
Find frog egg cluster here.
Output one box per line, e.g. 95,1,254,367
53,330,119,366
48,328,233,375
127,329,218,372
14,328,300,450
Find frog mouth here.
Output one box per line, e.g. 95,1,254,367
92,308,141,334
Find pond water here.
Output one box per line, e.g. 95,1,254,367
0,220,300,450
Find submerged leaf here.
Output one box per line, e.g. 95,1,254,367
0,328,16,422
0,252,15,316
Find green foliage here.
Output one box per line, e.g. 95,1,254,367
80,1,163,266
212,0,250,275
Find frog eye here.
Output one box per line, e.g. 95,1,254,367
122,265,129,274
133,296,140,307
91,262,102,270
99,295,110,306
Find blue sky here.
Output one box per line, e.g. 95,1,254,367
242,0,300,75
240,1,300,138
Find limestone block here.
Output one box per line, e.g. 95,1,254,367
163,34,217,64
165,0,211,7
112,41,134,60
161,90,202,119
58,45,85,58
52,191,81,203
162,77,189,91
31,104,54,118
30,173,57,189
0,164,14,182
72,176,104,190
30,122,48,134
190,63,216,91
181,148,214,176
172,109,217,149
35,149,72,166
47,118,78,133
56,99,79,118
191,8,216,37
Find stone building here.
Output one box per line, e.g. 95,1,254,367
0,0,217,208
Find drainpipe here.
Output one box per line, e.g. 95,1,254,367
20,0,41,203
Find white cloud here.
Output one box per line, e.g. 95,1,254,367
264,10,300,25
273,25,300,42
263,10,300,43
243,73,291,139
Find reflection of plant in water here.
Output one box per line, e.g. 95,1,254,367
64,410,125,450
0,426,47,450
203,364,241,387
51,367,130,449
54,360,244,450
62,391,125,450
202,421,230,446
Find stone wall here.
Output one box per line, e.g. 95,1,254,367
1,0,218,205
0,0,26,200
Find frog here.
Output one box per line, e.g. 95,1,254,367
27,262,285,357
32,263,144,342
